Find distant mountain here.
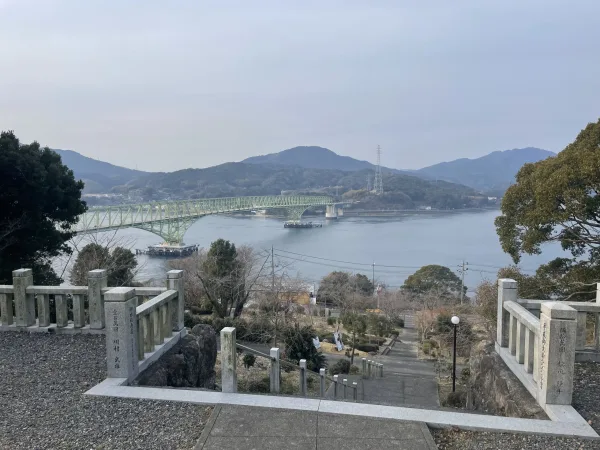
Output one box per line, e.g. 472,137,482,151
242,146,411,175
127,162,484,210
53,149,149,193
416,147,556,192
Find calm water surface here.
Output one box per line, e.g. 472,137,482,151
101,210,563,293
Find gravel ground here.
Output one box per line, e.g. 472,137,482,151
0,333,212,450
432,362,600,449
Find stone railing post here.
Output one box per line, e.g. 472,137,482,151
352,382,358,401
538,302,577,407
221,327,237,393
333,375,339,398
343,378,348,399
319,368,326,397
13,269,34,327
88,269,107,329
497,279,517,347
104,287,139,381
167,270,184,331
362,357,367,379
270,347,280,394
299,359,307,396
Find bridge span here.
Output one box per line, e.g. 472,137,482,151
74,195,335,244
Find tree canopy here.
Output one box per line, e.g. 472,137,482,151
402,264,464,296
70,243,137,286
317,271,374,306
0,131,86,284
495,119,600,300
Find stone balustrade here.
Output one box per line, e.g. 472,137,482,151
496,278,596,412
0,268,175,335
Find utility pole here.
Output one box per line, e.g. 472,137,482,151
373,145,383,195
457,260,468,305
271,246,275,293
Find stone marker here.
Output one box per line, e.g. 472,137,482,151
167,270,184,331
538,302,577,407
497,279,517,347
104,287,139,381
270,348,280,394
13,269,34,327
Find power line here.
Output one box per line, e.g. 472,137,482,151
274,248,425,269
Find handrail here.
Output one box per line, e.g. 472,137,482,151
136,290,177,316
236,343,274,360
504,301,540,334
25,286,88,295
518,298,600,313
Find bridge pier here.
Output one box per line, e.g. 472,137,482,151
325,205,338,220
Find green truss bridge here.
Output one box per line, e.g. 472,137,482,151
74,195,335,244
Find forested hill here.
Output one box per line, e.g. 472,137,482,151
118,162,486,209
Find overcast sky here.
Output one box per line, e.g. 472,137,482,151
1,1,599,172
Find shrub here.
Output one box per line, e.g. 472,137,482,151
460,367,471,384
246,376,270,393
445,391,466,408
422,342,431,355
393,317,405,328
184,312,203,329
327,317,336,326
436,313,453,334
329,359,351,375
242,353,256,369
284,324,327,372
349,365,360,375
354,344,378,353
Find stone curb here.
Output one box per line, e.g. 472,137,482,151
193,405,222,450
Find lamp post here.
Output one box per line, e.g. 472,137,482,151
451,315,460,393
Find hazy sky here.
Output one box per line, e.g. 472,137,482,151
1,1,599,172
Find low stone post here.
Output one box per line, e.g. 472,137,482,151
299,359,308,397
319,368,326,397
104,287,139,381
167,270,185,331
538,302,577,407
362,358,367,379
270,348,281,394
0,293,14,326
88,269,107,329
333,375,339,398
343,378,348,399
497,279,517,347
352,382,358,401
367,360,372,377
379,364,384,377
13,269,34,327
37,294,50,327
221,327,237,393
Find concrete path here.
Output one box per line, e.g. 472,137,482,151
361,327,439,408
195,405,438,449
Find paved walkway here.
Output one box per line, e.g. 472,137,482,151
361,327,439,408
195,405,438,449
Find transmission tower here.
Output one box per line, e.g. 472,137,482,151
366,174,371,192
373,145,383,195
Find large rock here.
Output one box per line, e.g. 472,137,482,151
135,324,217,389
467,340,546,419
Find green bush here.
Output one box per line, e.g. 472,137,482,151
393,317,405,328
445,391,465,408
327,317,336,326
460,367,471,384
329,359,351,375
354,343,378,353
246,376,270,393
422,342,431,355
243,353,256,369
349,365,360,375
284,324,327,372
184,312,203,329
436,313,453,333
